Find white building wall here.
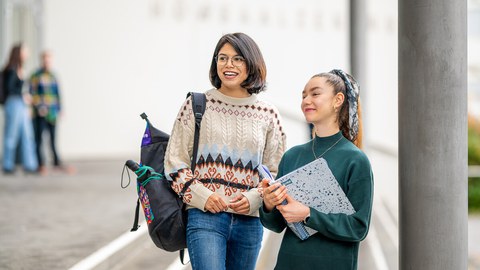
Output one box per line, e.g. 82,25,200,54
2,0,478,161
0,0,408,161
42,0,350,159
364,0,398,153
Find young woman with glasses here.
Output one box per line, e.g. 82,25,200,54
164,32,286,270
259,70,374,270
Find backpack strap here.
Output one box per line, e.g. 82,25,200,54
187,92,206,171
130,200,141,232
179,92,206,197
179,92,205,265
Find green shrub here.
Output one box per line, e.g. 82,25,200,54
469,177,480,212
468,116,480,211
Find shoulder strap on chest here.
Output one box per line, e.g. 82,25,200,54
186,92,206,171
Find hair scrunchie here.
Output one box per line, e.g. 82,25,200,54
329,69,360,141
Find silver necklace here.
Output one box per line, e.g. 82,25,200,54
312,136,343,159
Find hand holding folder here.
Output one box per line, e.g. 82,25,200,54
258,164,288,207
258,159,355,240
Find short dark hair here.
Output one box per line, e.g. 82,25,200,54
209,33,267,94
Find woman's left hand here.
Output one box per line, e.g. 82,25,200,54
228,194,250,214
276,195,310,223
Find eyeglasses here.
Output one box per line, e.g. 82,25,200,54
215,54,245,67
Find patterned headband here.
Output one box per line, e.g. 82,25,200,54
329,69,360,141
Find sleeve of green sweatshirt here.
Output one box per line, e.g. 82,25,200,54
259,204,287,233
259,156,288,233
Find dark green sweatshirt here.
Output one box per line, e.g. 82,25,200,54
260,132,373,270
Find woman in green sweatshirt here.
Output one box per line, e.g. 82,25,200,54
259,69,373,270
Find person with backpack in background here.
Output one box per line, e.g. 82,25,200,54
164,32,286,270
2,43,38,174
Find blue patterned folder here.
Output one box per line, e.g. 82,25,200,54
263,158,356,240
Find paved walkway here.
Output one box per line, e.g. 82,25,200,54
1,156,479,269
0,160,144,270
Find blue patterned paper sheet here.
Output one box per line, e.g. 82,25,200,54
272,158,355,240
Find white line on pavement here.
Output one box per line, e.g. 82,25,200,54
68,222,148,270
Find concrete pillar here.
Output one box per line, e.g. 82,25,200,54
349,0,366,83
398,0,468,269
349,0,367,142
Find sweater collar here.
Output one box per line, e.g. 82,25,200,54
208,88,257,106
312,131,344,149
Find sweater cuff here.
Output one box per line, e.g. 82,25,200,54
188,181,214,212
259,203,277,217
243,188,262,215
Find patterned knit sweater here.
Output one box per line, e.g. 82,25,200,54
165,88,286,217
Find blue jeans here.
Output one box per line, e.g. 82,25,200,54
187,208,263,270
2,96,38,171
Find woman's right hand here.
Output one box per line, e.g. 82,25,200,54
261,179,287,212
204,193,228,214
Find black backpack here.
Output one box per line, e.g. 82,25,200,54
123,92,206,255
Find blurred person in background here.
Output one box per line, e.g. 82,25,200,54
1,43,38,174
164,32,286,270
260,70,373,270
29,50,70,175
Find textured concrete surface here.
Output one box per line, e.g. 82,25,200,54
1,156,478,270
0,159,138,270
